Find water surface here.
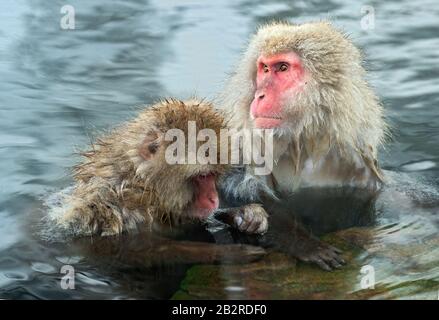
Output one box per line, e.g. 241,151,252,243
0,0,438,299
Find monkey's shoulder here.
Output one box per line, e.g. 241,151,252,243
270,151,383,193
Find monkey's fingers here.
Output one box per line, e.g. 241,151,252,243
214,207,242,225
256,218,268,234
214,205,268,235
319,244,346,265
316,251,343,269
327,245,343,255
244,213,265,234
294,242,346,271
326,247,346,265
235,204,268,235
235,209,252,231
302,254,333,272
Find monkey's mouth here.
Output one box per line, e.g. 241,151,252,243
191,173,219,219
254,117,283,128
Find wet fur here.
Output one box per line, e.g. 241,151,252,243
217,21,388,200
55,99,227,236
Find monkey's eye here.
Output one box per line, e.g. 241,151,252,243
278,63,289,72
262,64,269,73
148,142,159,154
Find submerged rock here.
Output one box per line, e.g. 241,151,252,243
172,227,439,300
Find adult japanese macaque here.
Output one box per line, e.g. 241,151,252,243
216,21,387,270
50,99,265,265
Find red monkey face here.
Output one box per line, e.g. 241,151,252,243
250,52,307,129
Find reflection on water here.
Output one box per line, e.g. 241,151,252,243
0,0,438,299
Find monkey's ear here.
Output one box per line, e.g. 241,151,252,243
139,131,161,161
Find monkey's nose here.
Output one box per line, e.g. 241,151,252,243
208,195,219,211
258,93,265,100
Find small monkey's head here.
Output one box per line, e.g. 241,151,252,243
132,99,228,222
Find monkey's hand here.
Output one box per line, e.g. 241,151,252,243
264,212,345,271
214,204,268,235
287,236,345,271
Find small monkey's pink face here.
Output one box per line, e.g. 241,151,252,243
250,52,307,129
191,173,219,219
139,134,220,221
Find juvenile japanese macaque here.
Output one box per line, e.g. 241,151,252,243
216,21,388,270
51,99,265,265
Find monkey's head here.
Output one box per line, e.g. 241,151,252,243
131,99,228,223
221,21,385,152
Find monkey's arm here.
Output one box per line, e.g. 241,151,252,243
75,232,266,267
58,178,142,237
261,210,345,271
219,166,277,206
217,167,275,235
215,206,345,271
